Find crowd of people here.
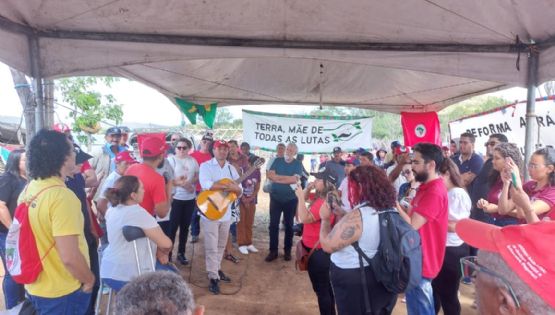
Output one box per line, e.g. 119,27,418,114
0,124,554,315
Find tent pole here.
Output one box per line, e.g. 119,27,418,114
29,35,45,134
524,49,539,180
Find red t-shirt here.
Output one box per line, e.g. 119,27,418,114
302,198,335,249
190,151,213,192
410,177,448,279
125,164,166,215
523,181,555,221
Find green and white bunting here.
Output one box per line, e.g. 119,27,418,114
242,110,372,153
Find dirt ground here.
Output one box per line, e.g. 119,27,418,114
0,190,478,315
176,190,478,315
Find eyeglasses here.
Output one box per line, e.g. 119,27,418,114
460,256,520,308
485,141,499,147
527,163,547,169
176,146,189,150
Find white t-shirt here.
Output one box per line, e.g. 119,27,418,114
168,155,199,201
387,163,407,194
100,204,159,281
98,171,122,206
155,159,176,222
338,177,353,212
447,187,471,247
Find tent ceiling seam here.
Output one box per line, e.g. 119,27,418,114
0,15,542,54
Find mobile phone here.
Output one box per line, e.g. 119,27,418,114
511,172,518,189
327,193,335,207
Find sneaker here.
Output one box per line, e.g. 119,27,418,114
177,253,189,265
462,276,472,285
191,235,199,243
265,251,278,262
218,270,231,283
238,246,249,255
283,250,292,261
246,245,259,253
102,285,111,295
208,279,220,295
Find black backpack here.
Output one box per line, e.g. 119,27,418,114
352,208,422,311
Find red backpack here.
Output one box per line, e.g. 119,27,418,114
5,185,62,284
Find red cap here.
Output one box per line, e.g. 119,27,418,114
140,137,168,157
115,151,137,164
394,145,411,155
52,123,70,133
213,140,229,149
456,219,555,308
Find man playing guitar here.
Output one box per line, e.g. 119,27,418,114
198,140,242,295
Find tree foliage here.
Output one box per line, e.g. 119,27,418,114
57,77,124,145
437,95,508,139
308,96,509,143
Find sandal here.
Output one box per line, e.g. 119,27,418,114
224,253,239,264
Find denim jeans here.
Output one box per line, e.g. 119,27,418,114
269,197,297,252
405,278,435,315
190,206,201,237
28,288,92,315
0,232,25,309
102,260,179,292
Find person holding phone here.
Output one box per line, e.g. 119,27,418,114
476,143,523,227
295,167,338,315
498,147,555,223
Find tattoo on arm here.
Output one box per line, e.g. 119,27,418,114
340,226,355,240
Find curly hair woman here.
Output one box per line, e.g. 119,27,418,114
476,142,523,226
319,165,398,315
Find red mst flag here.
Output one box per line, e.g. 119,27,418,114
401,112,441,146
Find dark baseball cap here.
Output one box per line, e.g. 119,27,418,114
105,127,122,136
311,167,338,187
73,144,92,165
332,146,342,154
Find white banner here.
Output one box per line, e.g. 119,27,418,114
242,110,372,153
448,99,555,156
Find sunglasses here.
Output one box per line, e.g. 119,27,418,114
485,141,498,147
176,146,189,150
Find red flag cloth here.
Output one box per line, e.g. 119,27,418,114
401,112,441,146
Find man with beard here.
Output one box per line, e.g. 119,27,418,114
198,140,242,294
125,136,171,219
266,143,303,262
398,143,448,315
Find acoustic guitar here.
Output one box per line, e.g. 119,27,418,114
197,157,265,220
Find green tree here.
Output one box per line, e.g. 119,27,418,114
438,95,508,138
57,77,124,145
308,106,402,140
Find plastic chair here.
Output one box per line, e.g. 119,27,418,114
95,226,156,314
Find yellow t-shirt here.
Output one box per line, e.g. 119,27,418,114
19,177,90,298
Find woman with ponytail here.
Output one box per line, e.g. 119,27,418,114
500,146,555,223
100,176,173,291
432,158,471,315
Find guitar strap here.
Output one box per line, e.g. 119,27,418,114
228,165,240,221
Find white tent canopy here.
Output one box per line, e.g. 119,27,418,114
1,0,555,115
